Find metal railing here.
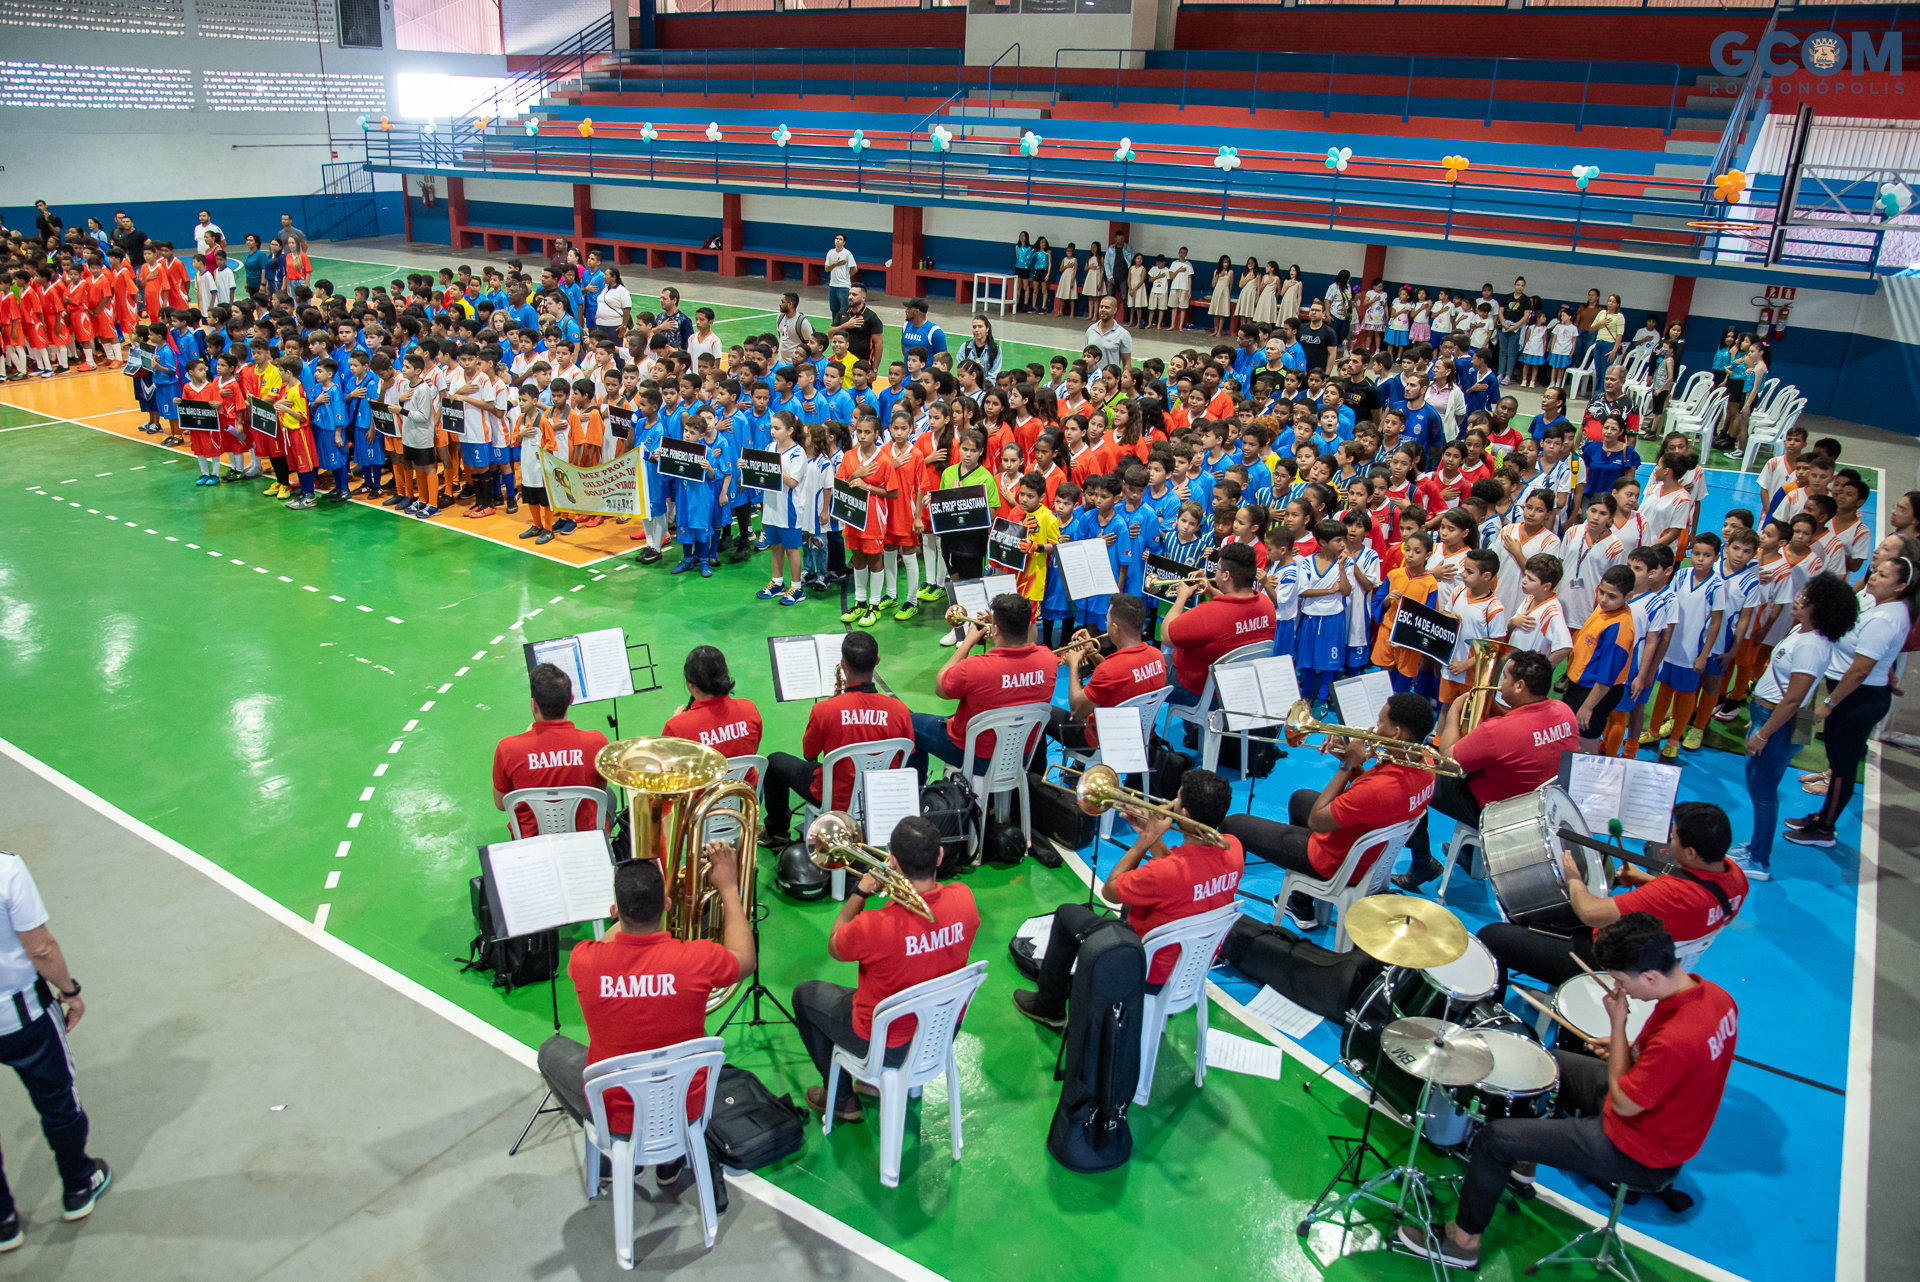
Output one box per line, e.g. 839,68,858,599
1706,3,1780,182
605,46,969,103
302,162,379,242
366,121,1807,270
982,43,1021,120
462,13,616,120
1047,47,1689,134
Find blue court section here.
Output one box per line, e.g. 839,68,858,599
1043,466,1876,1282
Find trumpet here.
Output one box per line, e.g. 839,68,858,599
1053,629,1108,662
1280,698,1465,776
1046,762,1228,847
1145,569,1214,592
944,604,993,628
805,811,934,921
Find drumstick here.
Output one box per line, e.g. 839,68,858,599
1510,986,1591,1041
1570,952,1601,979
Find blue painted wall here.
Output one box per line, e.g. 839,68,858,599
5,194,403,250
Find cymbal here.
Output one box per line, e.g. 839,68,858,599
1343,894,1470,969
1381,1018,1496,1086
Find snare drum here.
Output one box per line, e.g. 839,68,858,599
1478,785,1598,930
1551,972,1655,1044
1453,1030,1559,1123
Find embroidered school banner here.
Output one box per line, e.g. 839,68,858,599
541,449,649,519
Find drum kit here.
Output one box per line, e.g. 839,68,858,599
1298,892,1561,1275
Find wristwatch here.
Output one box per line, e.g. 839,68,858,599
57,980,80,999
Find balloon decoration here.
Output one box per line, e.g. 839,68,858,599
929,124,953,152
771,123,791,147
1019,130,1043,157
379,115,393,131
1113,137,1135,163
1570,165,1601,191
356,114,369,130
524,118,539,137
473,116,489,131
848,129,870,152
1442,155,1469,183
578,118,594,137
705,121,724,143
421,120,435,135
1713,169,1749,203
1325,147,1352,173
1878,180,1915,218
1213,146,1241,172
640,122,659,142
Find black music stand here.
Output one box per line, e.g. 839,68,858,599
715,893,794,1035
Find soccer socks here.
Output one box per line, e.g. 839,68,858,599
298,471,317,497
499,471,516,502
882,549,900,601
362,464,382,492
1691,671,1732,731
1648,687,1675,739
1665,692,1699,747
197,457,216,477
853,567,871,604
421,469,439,509
900,553,919,606
923,537,943,588
1601,711,1630,757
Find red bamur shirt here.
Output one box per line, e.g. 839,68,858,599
833,883,981,1045
1605,978,1739,1168
938,643,1054,755
1309,762,1436,881
1614,864,1749,944
1449,698,1580,806
492,718,610,837
569,930,741,1132
663,695,764,776
1106,836,1245,984
1163,593,1275,694
1082,643,1168,747
801,684,914,805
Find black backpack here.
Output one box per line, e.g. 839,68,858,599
1218,917,1384,1022
705,1066,807,1171
918,776,977,876
461,875,559,992
1046,919,1145,1172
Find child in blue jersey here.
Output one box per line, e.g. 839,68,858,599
1116,464,1161,596
669,409,732,578
634,387,671,564
1079,474,1127,635
1294,518,1352,712
1039,482,1088,649
308,357,353,505
1566,565,1640,748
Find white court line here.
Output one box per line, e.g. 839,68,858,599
1055,843,1754,1282
0,734,950,1282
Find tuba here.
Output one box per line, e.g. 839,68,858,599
1456,638,1514,736
596,737,762,1010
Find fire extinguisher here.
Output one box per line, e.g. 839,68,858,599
1772,304,1789,339
1756,305,1773,340
420,176,437,209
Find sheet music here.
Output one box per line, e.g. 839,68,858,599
771,636,828,702
575,627,635,702
1204,1029,1285,1080
1252,657,1300,723
1015,911,1054,962
863,769,920,846
1246,985,1323,1039
1617,760,1682,842
548,830,617,921
1095,705,1149,773
1055,539,1120,599
1332,670,1393,733
813,634,845,688
1562,754,1626,831
950,578,991,617
1213,664,1274,732
529,637,587,704
486,842,568,939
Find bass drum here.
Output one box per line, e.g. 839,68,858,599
1478,785,1602,931
1342,968,1489,1151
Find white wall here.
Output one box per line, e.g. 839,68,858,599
591,183,720,217
743,194,892,235
963,10,1157,72
466,176,575,207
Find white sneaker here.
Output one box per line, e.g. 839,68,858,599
1728,848,1772,881
938,629,961,648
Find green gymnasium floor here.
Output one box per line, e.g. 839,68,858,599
0,394,1719,1282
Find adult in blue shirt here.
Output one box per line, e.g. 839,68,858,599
580,254,606,325
510,291,540,332
899,298,947,359
242,233,269,294
1462,347,1499,417
1528,386,1572,441
1400,373,1446,458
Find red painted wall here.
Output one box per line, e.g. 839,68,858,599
651,11,965,51
1172,11,1766,66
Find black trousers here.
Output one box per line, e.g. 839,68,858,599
1031,904,1165,1015
1219,789,1320,876
0,1010,94,1219
762,751,817,839
1408,772,1483,869
1479,921,1596,991
791,980,909,1109
1816,680,1893,829
1455,1050,1678,1234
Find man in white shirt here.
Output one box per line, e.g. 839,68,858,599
0,851,112,1241
191,210,224,255
591,268,631,340
824,233,858,319
1085,295,1132,370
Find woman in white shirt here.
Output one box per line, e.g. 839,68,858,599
823,234,858,322
592,268,632,339
1785,555,1916,849
1735,572,1855,876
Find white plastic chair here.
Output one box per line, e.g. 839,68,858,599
582,1037,727,1267
502,785,613,841
956,702,1052,862
1675,928,1720,970
1275,818,1419,952
1564,343,1599,402
1435,818,1487,905
824,960,990,1188
1665,386,1727,454
1741,394,1804,473
695,754,766,853
1133,902,1243,1105
1166,642,1271,775
1058,686,1177,845
801,736,914,899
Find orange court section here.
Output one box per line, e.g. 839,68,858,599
0,369,643,568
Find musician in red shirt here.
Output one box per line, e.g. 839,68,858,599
1014,769,1243,1026
1162,543,1275,703
760,633,913,845
493,664,610,837
1046,593,1165,761
1401,913,1738,1271
793,817,979,1121
1222,694,1437,930
909,593,1053,782
661,647,763,765
538,847,752,1206
1479,801,1746,989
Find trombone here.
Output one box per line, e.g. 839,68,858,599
944,604,994,629
805,811,934,921
1280,698,1465,777
1046,762,1228,847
